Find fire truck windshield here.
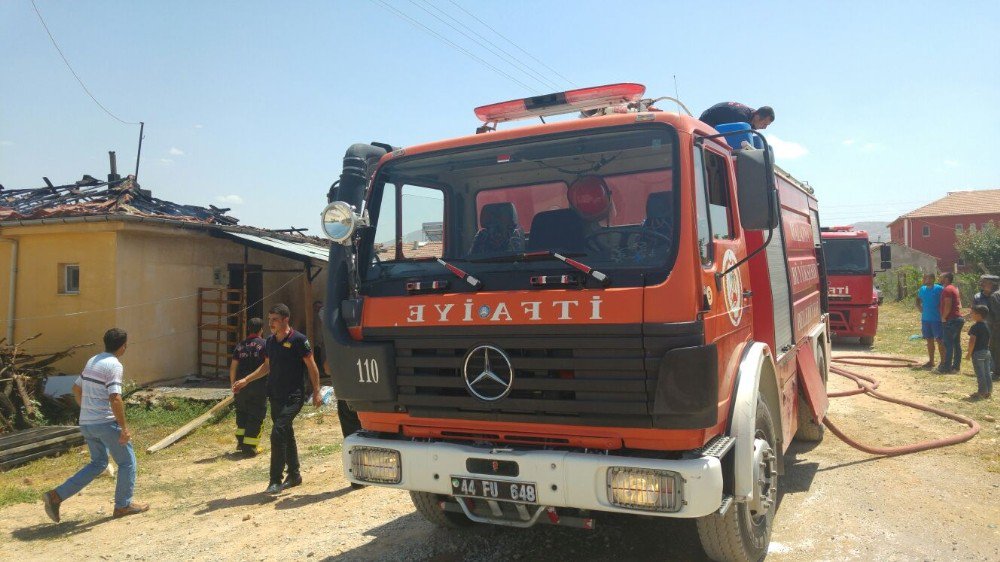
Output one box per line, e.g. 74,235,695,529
822,238,871,274
361,126,679,291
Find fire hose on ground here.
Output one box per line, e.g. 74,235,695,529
821,355,981,455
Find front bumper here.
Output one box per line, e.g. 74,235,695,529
343,434,724,519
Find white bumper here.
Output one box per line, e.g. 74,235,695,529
343,434,724,518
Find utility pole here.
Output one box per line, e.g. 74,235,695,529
134,121,145,181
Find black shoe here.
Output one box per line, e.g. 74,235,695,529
281,474,302,490
42,490,61,523
265,482,282,495
350,482,367,490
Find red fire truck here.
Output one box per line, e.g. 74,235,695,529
320,84,829,561
820,226,891,346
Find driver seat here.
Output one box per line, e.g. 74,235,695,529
643,191,673,236
527,209,585,252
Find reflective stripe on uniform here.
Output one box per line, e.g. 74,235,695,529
243,435,261,446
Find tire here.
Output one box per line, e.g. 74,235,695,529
697,398,778,562
859,336,875,347
794,345,826,443
410,491,474,528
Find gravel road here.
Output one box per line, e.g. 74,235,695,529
2,353,998,561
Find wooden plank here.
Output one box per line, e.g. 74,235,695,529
1,445,80,471
0,426,79,449
0,432,84,460
147,395,234,453
201,299,242,305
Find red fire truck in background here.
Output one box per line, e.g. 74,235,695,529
820,226,891,346
320,84,830,561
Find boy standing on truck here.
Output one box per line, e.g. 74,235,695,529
699,102,775,129
965,305,993,399
916,273,944,369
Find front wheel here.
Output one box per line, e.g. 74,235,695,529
859,335,875,347
410,491,474,529
697,398,778,562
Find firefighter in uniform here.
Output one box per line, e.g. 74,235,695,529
233,303,322,494
229,318,267,455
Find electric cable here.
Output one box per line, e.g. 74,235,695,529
446,0,576,88
415,0,562,92
370,0,537,92
29,0,140,126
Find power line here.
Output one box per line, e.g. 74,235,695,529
415,0,561,92
446,0,576,88
371,0,537,92
30,0,140,126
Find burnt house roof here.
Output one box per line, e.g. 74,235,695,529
0,175,238,225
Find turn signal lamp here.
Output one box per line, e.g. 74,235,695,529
475,83,646,123
350,446,401,484
606,467,679,512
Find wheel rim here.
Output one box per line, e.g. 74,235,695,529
748,436,777,523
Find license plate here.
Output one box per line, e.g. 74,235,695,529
451,476,537,503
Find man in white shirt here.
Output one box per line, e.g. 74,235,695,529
42,328,148,521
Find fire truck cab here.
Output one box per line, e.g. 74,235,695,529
820,226,891,346
320,84,829,561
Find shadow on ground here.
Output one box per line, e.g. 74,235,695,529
11,515,116,542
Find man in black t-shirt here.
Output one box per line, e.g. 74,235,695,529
233,303,322,494
699,102,775,130
229,318,267,455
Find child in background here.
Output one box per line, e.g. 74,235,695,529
966,305,993,400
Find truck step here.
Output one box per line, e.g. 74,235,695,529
718,494,734,515
699,435,736,458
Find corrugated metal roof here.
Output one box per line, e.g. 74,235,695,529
223,231,329,263
894,189,1000,220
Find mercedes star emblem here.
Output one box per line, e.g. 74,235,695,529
462,345,514,401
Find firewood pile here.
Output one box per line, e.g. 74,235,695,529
0,334,93,432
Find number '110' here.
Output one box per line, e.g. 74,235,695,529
356,358,379,383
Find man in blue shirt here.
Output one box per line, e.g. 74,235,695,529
915,273,945,368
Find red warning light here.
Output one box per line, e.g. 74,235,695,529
474,83,645,123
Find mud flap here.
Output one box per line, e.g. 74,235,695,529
796,344,828,422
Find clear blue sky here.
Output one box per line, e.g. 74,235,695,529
2,1,998,231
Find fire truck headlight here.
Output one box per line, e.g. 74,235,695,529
321,201,358,243
350,446,401,484
606,467,679,512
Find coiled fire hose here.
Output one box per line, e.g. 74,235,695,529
822,355,981,455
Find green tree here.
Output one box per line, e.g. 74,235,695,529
955,221,1000,274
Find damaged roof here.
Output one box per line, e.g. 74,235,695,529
0,175,238,225
0,174,333,262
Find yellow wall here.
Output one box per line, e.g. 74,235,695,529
0,220,328,385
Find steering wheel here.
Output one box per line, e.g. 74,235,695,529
584,227,672,262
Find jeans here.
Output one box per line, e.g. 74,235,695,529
972,350,994,396
941,318,965,371
55,421,136,509
269,395,304,484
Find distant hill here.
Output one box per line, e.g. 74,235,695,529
851,221,890,242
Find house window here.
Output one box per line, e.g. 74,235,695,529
955,223,963,233
957,258,965,266
922,225,930,237
969,223,976,233
59,264,80,294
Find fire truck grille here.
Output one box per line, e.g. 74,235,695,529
364,323,702,428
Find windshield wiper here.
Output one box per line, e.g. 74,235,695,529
552,252,610,286
436,258,483,290
468,250,585,263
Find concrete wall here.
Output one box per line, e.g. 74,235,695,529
0,222,119,365
871,242,937,273
0,220,328,384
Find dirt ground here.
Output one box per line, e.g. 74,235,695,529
2,350,999,561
